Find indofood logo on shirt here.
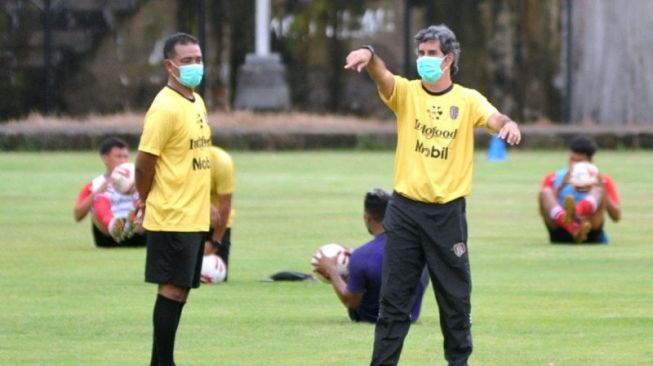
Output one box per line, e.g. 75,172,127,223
189,136,211,150
413,119,457,160
414,119,458,139
190,136,212,171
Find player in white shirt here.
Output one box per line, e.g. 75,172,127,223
73,137,144,247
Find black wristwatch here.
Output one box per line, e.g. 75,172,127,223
359,45,375,60
212,240,224,252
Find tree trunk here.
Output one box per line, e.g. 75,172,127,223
571,0,653,125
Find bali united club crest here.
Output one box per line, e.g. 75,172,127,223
452,242,466,257
449,106,459,120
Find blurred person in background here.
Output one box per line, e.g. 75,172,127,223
73,136,144,247
538,136,621,244
203,146,236,281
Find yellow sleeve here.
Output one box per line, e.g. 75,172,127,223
211,148,235,195
215,154,235,194
378,75,409,114
139,103,175,156
468,89,498,128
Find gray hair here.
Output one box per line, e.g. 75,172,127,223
414,24,461,75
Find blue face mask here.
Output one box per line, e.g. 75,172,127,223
416,55,446,83
172,62,204,89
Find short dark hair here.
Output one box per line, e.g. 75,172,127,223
163,32,199,59
569,136,598,159
99,137,128,156
364,188,390,222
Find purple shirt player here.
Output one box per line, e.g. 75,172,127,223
313,188,429,324
347,232,429,323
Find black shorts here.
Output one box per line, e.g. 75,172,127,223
92,224,146,248
145,231,206,288
547,225,608,244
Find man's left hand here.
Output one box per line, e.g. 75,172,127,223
499,121,521,145
204,240,218,256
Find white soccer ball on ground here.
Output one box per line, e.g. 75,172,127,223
310,243,351,283
569,161,599,188
111,162,135,194
201,254,227,284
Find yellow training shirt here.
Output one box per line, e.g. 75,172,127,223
209,146,236,228
380,76,498,203
139,86,212,231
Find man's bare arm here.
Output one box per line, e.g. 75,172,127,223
487,112,522,146
212,194,232,242
135,151,157,203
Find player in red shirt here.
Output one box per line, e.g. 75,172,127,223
73,137,144,247
538,136,621,244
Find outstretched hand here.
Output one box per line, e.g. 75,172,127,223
498,121,522,146
344,48,373,72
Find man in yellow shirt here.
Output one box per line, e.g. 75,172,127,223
135,32,212,366
345,24,521,366
204,146,236,281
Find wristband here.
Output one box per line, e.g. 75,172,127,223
212,240,224,252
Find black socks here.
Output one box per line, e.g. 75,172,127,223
150,294,185,366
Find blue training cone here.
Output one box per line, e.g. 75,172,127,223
487,134,507,162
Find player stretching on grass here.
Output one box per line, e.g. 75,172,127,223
73,136,144,247
136,32,212,366
538,136,621,244
344,24,521,366
312,188,429,323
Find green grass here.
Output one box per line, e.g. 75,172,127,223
0,150,651,366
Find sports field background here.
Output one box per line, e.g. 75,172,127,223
1,150,651,365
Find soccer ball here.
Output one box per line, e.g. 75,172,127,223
569,161,599,188
310,243,351,283
201,254,227,284
111,162,135,194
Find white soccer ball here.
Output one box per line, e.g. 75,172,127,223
311,243,351,283
111,162,135,194
569,161,599,188
201,254,227,284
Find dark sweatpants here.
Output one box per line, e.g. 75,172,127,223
371,193,472,366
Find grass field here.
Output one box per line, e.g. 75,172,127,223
0,150,651,366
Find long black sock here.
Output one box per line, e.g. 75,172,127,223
150,294,184,366
175,300,186,330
